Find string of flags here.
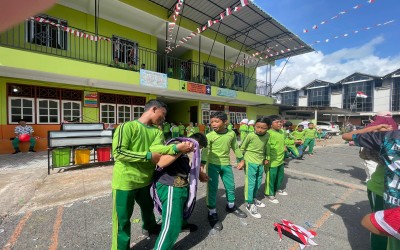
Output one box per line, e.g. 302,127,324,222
167,0,185,48
303,0,377,33
28,17,111,42
226,18,395,70
165,0,249,53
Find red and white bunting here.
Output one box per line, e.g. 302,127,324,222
303,0,377,33
166,0,249,53
30,17,111,42
167,0,185,48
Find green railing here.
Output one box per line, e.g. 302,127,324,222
0,18,269,95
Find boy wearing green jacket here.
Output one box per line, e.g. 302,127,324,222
303,123,318,155
111,100,193,250
178,122,185,137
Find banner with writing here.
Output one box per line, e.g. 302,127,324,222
84,91,98,107
140,69,168,89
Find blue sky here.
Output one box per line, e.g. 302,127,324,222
254,0,400,91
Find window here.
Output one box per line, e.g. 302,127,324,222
203,63,216,82
132,106,145,120
392,78,400,112
307,87,330,107
343,81,373,112
62,101,81,122
112,36,139,65
9,97,35,124
27,15,67,50
281,91,298,106
100,104,116,124
235,112,247,124
37,99,60,124
234,72,244,88
229,112,236,125
117,105,131,123
202,110,210,125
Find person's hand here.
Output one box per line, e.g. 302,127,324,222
263,159,269,165
199,171,209,182
237,160,245,170
176,141,194,153
375,124,393,132
151,152,162,164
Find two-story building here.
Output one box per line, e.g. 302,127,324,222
0,0,312,153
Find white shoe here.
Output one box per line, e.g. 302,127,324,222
246,204,261,219
277,190,288,196
253,199,266,208
266,195,279,204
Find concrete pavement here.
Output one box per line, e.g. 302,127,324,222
0,140,372,250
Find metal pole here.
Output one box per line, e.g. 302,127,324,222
95,0,98,63
165,22,168,74
223,46,226,85
198,35,201,82
243,55,245,92
269,64,272,96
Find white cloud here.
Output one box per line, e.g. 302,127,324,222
257,36,400,92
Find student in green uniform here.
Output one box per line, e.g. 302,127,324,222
171,123,180,138
186,122,194,137
193,122,200,133
264,115,287,204
292,124,305,157
239,118,249,142
204,123,210,134
178,122,185,137
163,121,170,140
201,111,247,231
154,133,209,250
237,117,271,218
303,123,318,156
283,121,299,159
227,122,233,131
111,100,194,250
248,120,255,134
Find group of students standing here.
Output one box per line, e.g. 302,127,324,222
162,122,202,139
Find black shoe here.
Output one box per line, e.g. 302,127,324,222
28,149,36,153
142,224,161,236
225,205,247,218
12,150,20,154
181,223,198,233
208,213,223,231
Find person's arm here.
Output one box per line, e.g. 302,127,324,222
342,125,392,151
361,214,388,237
342,124,392,141
361,207,400,238
157,153,183,168
231,133,243,162
14,126,19,136
149,131,193,155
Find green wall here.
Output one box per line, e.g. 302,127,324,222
167,100,199,124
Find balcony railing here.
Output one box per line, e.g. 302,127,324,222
0,18,270,95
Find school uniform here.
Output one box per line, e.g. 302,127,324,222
265,129,286,196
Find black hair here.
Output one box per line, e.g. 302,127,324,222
144,99,167,111
18,118,26,122
190,133,208,148
210,111,228,122
255,117,272,126
268,115,281,122
308,122,314,125
284,121,293,127
303,118,307,121
298,124,304,129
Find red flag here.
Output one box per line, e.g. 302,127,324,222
241,0,249,6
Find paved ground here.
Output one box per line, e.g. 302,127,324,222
0,137,372,250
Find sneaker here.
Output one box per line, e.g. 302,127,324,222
181,223,198,233
225,205,247,218
246,204,261,219
277,190,288,196
266,195,279,204
141,224,161,236
28,149,36,153
12,150,20,154
253,199,266,208
208,213,223,231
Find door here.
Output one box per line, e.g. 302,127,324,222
190,106,198,123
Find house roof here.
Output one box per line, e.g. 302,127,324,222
273,86,299,94
383,68,400,79
147,0,313,61
337,72,382,84
301,79,333,89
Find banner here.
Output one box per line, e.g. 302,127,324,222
217,88,237,98
201,103,210,110
140,69,168,89
84,91,98,107
187,82,211,95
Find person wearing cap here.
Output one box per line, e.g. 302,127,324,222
239,119,249,142
12,118,36,154
358,111,398,250
248,120,255,134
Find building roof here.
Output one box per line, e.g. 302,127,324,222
337,72,382,84
273,86,299,94
148,0,313,61
383,68,400,79
301,79,333,89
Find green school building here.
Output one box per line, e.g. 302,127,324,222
0,0,312,154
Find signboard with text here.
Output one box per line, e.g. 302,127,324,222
140,69,168,89
217,88,237,98
187,82,211,95
83,91,98,107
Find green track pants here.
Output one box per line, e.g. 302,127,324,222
206,163,235,209
12,137,36,150
286,145,299,158
303,138,315,154
244,162,263,204
264,164,284,196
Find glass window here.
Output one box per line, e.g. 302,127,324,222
8,97,35,124
62,101,81,122
343,81,373,112
26,15,68,50
112,36,139,65
229,112,236,125
132,105,144,120
37,99,59,124
234,72,244,88
203,63,216,82
307,87,330,107
202,110,210,125
392,78,400,112
100,104,116,124
281,91,298,106
117,105,131,123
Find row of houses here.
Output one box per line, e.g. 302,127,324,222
0,0,313,154
273,69,400,125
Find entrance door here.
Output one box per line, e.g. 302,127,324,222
190,106,198,123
